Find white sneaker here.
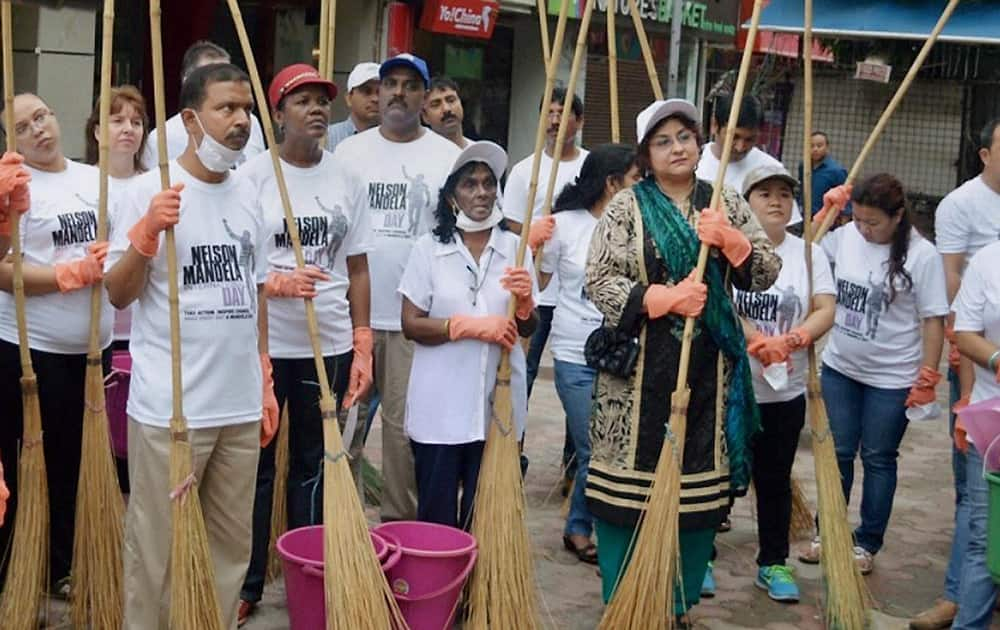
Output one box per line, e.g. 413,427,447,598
798,535,821,564
853,545,874,575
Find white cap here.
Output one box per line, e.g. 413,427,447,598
451,141,508,182
635,98,700,143
346,62,381,92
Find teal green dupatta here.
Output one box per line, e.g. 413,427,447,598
632,178,760,493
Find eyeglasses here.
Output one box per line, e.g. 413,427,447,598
648,130,696,150
14,110,53,136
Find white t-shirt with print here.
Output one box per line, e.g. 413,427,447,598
241,151,373,358
141,112,266,172
110,175,140,341
697,144,803,225
540,209,604,365
503,148,589,307
952,241,1000,406
0,160,113,354
331,127,460,331
108,162,267,428
398,227,534,444
821,223,949,389
935,175,1000,260
733,235,835,403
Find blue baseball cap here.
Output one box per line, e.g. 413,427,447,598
379,53,430,88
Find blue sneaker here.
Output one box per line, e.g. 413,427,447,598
755,564,799,602
701,561,716,598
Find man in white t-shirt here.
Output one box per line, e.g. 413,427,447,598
332,53,460,522
105,63,277,629
911,117,1000,630
422,76,473,149
697,93,802,225
141,40,265,171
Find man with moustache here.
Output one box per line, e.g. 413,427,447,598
331,53,459,522
327,61,382,153
422,76,472,149
105,63,277,628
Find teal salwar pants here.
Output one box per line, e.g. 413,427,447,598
594,518,716,616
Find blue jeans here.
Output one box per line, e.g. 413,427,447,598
821,365,909,554
554,359,596,537
945,369,970,603
953,443,999,629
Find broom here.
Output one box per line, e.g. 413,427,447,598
812,0,959,243
789,475,814,541
465,2,571,629
222,3,405,628
606,0,620,143
0,3,51,628
597,2,766,628
70,0,125,626
317,0,330,80
535,0,551,68
265,403,290,583
323,0,337,83
149,2,225,627
626,0,664,101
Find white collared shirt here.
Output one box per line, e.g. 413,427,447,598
398,227,536,444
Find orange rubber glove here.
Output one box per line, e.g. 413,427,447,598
747,333,793,367
0,152,31,237
904,366,942,408
449,314,518,350
814,184,853,227
264,266,331,299
342,326,374,409
786,326,813,351
696,207,752,268
0,458,8,527
128,182,183,257
260,354,279,448
54,241,108,293
527,215,555,253
643,271,707,319
500,266,534,320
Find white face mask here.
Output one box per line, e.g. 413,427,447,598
189,111,244,173
454,203,503,233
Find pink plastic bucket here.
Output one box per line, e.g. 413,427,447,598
373,521,478,630
960,396,1000,471
105,350,131,459
277,526,402,630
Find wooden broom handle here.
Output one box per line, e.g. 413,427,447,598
673,0,764,391
533,0,596,265
324,0,337,82
87,0,115,358
149,0,185,423
607,0,620,143
803,0,815,318
626,0,663,101
224,0,334,404
1,0,33,378
536,0,551,69
318,0,330,80
813,0,960,243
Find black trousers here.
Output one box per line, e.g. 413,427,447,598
411,440,485,531
241,352,352,603
0,338,111,587
750,394,807,567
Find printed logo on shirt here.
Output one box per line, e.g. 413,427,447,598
367,166,430,238
734,286,804,336
273,197,349,270
50,195,99,248
835,271,889,340
180,218,257,320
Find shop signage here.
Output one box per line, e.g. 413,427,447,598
421,0,501,39
855,61,892,83
548,0,739,41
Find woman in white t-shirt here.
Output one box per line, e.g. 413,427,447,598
732,165,835,602
808,173,947,575
950,240,1000,629
399,141,537,529
237,65,375,622
531,144,640,564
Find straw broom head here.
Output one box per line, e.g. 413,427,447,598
788,475,815,542
598,389,689,630
0,3,51,627
266,403,290,583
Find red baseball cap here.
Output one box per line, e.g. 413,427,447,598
267,64,338,110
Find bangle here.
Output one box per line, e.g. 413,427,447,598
443,318,451,337
988,349,1000,373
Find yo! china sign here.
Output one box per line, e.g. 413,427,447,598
420,0,500,40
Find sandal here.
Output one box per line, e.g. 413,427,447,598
237,599,256,627
563,534,599,565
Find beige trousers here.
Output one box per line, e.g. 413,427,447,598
123,419,260,630
371,329,417,521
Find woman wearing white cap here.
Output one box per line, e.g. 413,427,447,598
399,141,537,528
733,165,835,602
237,64,374,623
584,99,780,619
